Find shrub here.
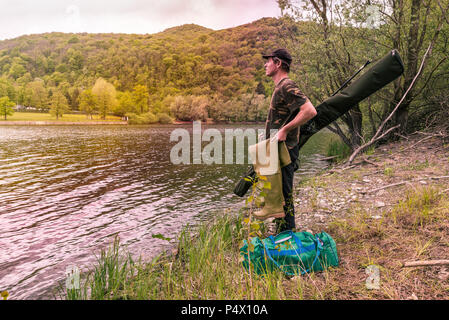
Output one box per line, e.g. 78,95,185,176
326,138,351,161
156,112,173,124
126,112,158,124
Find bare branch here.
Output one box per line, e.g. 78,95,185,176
402,260,449,268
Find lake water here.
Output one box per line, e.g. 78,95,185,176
0,124,333,299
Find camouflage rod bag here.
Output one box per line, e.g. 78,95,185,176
233,49,404,197
297,49,404,150
240,230,338,276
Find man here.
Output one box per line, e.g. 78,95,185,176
259,48,317,232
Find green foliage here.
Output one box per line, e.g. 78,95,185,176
67,36,80,44
383,167,394,177
278,0,449,149
49,90,69,119
326,138,352,161
170,95,208,121
28,79,48,111
79,89,97,119
390,187,442,228
115,91,135,116
0,95,14,120
0,77,16,100
92,78,118,120
126,112,158,124
1,10,446,129
156,112,173,124
132,84,149,114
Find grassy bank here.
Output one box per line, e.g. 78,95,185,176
1,112,123,122
61,186,449,300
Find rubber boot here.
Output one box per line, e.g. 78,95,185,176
253,171,285,220
249,138,286,220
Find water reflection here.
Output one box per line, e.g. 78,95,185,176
0,124,331,299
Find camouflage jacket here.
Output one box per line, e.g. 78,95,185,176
265,77,307,148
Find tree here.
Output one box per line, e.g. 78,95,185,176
170,95,208,121
0,96,15,120
28,80,48,111
79,89,97,119
132,85,149,114
68,87,81,110
277,0,370,150
0,77,16,101
15,85,32,107
92,78,118,119
375,0,449,134
49,90,69,120
8,61,26,80
255,81,266,96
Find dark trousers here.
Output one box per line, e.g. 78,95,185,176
275,144,299,233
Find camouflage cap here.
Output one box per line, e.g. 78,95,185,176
262,48,292,66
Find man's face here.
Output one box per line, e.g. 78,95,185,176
264,57,279,77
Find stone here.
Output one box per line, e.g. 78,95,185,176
374,201,385,208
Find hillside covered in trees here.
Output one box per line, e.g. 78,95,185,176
0,17,287,123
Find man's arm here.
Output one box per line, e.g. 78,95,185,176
276,99,317,141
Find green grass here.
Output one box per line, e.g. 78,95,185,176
2,112,123,122
383,166,394,176
60,212,322,300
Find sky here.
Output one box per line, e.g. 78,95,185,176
0,0,282,40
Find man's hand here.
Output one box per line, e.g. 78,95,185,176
276,127,288,141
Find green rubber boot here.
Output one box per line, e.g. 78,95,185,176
253,171,285,220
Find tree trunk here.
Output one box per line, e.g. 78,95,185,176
349,105,363,150
394,0,421,133
394,101,410,133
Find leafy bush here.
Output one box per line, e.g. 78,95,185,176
126,112,158,124
156,112,173,124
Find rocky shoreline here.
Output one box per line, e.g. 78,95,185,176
290,130,449,232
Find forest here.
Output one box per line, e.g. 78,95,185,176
0,18,282,124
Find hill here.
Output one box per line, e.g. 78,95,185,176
0,17,287,121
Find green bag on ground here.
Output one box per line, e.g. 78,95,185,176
240,230,338,276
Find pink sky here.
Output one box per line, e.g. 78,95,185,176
0,0,281,40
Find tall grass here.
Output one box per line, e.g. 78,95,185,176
62,212,316,300
326,138,351,161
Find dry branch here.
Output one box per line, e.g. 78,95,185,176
401,260,449,268
362,175,449,194
320,155,339,161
